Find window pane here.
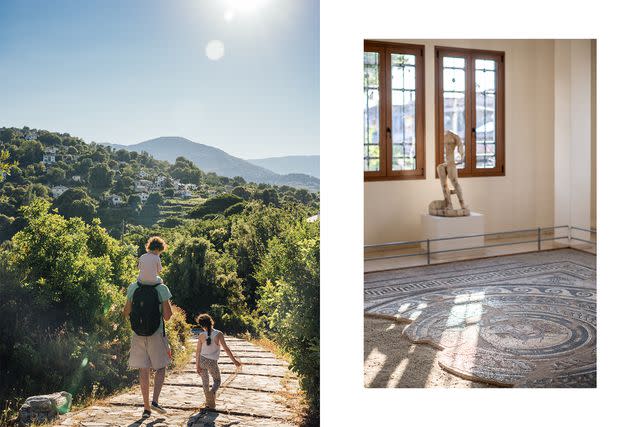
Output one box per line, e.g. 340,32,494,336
442,56,466,168
475,59,497,169
391,53,417,171
391,54,415,66
443,68,465,92
443,56,465,68
364,52,381,172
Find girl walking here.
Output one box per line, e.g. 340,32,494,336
195,314,242,409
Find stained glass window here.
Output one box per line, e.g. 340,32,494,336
436,47,504,177
364,52,381,172
364,41,424,181
442,56,466,168
391,53,417,171
475,59,496,168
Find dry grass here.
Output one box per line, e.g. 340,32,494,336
245,335,292,363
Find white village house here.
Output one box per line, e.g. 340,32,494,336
50,185,69,198
177,189,193,199
107,194,124,207
42,147,58,165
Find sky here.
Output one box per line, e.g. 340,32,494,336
0,0,319,159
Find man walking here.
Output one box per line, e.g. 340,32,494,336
123,275,173,418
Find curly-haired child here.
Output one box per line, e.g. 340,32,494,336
138,236,167,285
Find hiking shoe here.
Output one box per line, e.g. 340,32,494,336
151,401,167,414
142,409,151,418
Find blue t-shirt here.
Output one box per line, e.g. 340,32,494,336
126,282,172,335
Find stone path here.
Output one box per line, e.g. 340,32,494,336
56,336,300,426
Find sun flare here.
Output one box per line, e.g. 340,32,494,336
205,40,225,60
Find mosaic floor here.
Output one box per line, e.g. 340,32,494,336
364,249,596,387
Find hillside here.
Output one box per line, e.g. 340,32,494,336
247,155,319,178
104,137,319,191
0,127,319,239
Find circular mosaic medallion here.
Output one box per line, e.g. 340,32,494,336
374,284,597,387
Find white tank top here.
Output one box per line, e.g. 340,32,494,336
200,329,221,360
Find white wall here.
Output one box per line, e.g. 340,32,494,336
553,40,594,232
365,39,556,245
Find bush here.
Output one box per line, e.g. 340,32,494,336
164,305,192,369
164,237,249,330
0,199,138,407
223,202,246,217
189,194,242,218
209,303,258,336
256,220,319,417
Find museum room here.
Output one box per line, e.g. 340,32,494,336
363,39,596,388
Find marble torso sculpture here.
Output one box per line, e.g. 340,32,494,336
429,130,470,217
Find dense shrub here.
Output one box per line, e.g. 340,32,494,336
189,194,243,218
257,220,320,417
164,305,193,369
223,201,246,217
164,237,250,333
0,199,191,410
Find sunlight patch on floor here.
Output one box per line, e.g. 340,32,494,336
386,357,409,388
364,347,387,374
442,292,485,371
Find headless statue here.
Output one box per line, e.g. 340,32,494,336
429,130,470,217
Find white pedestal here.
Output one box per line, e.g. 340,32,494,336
421,212,485,254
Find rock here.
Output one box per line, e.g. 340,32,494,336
18,391,72,426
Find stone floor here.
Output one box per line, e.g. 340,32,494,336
56,336,300,426
364,249,596,387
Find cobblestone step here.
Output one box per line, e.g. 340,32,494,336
184,364,289,377
55,405,295,426
108,385,292,419
165,372,298,392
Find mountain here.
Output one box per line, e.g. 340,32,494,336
247,155,319,178
102,137,319,191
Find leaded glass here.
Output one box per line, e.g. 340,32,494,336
364,52,380,172
475,59,497,168
443,56,466,168
390,53,417,171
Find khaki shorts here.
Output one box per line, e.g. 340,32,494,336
128,331,171,370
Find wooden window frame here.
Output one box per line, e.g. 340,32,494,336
435,46,505,178
364,40,425,182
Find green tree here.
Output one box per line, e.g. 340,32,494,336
0,150,14,181
88,163,114,190
164,237,247,327
54,188,97,223
169,157,203,185
76,157,93,175
146,192,163,206
38,132,62,146
128,194,141,209
256,188,280,207
114,176,134,194
16,140,44,165
45,166,66,185
0,128,18,143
